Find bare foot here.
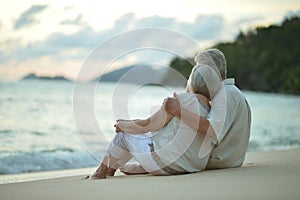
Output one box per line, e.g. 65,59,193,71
106,168,117,177
120,164,149,175
86,164,108,180
89,173,106,180
85,166,117,180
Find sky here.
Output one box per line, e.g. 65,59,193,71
0,0,299,81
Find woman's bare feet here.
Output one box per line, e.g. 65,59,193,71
106,167,117,177
85,163,118,180
85,153,120,180
88,164,108,180
119,164,149,175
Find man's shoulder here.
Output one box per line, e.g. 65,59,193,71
225,85,251,117
225,84,246,101
212,84,247,107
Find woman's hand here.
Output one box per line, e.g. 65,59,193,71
114,123,122,133
114,119,127,133
114,119,137,133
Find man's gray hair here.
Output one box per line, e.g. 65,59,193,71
194,49,227,79
187,64,222,99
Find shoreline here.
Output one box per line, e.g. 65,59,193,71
0,147,297,184
0,148,300,200
0,148,293,184
0,167,95,185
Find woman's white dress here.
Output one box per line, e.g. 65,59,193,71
108,93,210,175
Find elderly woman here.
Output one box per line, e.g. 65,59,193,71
87,64,222,179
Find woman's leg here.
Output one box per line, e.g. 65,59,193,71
89,132,167,179
89,133,133,179
120,133,168,176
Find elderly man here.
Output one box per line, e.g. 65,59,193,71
165,49,251,169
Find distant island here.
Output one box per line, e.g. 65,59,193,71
96,64,164,83
22,73,71,82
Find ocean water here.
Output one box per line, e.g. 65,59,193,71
0,80,300,175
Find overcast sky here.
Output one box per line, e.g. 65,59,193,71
0,0,299,81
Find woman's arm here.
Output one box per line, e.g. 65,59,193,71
115,107,174,134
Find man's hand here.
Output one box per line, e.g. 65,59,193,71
163,93,181,117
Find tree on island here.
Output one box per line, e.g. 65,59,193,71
166,16,300,94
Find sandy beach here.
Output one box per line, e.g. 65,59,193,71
0,148,299,200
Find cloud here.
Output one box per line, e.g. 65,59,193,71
1,12,230,81
5,13,227,62
2,13,227,65
285,10,300,20
63,6,75,11
113,13,136,31
60,14,86,26
184,15,225,40
114,13,225,41
0,26,111,64
135,15,176,29
14,4,48,30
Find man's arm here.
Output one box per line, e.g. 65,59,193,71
164,93,211,135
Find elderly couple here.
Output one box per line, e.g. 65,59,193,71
86,49,251,179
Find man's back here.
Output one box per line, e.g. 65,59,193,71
206,79,251,169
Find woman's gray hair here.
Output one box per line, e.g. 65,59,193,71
194,49,227,79
187,64,222,99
